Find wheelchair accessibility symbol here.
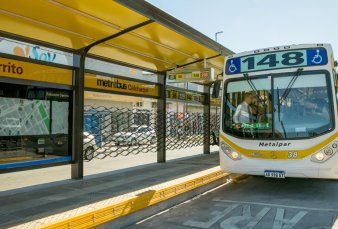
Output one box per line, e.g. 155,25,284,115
228,60,238,73
311,49,323,64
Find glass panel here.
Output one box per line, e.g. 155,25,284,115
224,77,273,138
51,101,69,134
0,83,71,165
273,73,332,139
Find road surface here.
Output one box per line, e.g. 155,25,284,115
129,176,338,229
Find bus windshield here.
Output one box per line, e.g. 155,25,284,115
223,72,333,139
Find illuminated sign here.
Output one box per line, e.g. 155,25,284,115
0,57,72,85
85,73,159,97
167,68,214,82
232,122,271,129
226,48,328,75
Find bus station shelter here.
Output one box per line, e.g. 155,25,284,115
0,0,233,178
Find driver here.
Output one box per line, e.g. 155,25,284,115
233,92,254,124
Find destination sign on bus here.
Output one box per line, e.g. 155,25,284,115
225,48,328,75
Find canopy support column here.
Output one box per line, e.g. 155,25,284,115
71,19,154,179
203,85,211,155
156,73,167,163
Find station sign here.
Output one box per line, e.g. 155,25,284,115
166,88,205,104
45,91,70,100
167,68,214,83
226,47,328,75
85,73,159,97
0,57,72,85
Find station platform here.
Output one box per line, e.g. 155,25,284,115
0,151,231,229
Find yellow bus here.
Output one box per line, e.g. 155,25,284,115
219,44,338,179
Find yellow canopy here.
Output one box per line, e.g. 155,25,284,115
0,0,233,72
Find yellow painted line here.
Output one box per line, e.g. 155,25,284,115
41,169,227,229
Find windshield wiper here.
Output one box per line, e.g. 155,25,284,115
243,73,266,108
275,68,303,138
276,88,286,138
280,120,287,138
277,86,281,122
279,68,303,105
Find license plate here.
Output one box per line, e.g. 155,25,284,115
264,170,285,179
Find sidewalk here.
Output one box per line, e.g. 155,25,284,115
0,151,221,228
0,145,219,193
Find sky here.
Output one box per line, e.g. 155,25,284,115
146,0,338,56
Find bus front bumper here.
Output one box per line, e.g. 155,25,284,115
219,151,338,179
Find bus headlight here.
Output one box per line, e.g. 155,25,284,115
311,142,338,163
220,141,242,160
313,152,325,161
230,151,240,160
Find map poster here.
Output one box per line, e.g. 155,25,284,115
0,98,69,136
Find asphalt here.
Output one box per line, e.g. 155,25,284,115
129,176,338,229
0,152,220,228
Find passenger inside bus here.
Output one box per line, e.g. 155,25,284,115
304,98,329,120
274,88,330,138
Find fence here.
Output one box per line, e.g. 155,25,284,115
166,111,207,150
83,106,216,161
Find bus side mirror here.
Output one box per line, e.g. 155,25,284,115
212,80,221,98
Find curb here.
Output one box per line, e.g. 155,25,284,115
40,170,229,229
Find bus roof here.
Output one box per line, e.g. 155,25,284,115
224,44,334,76
227,44,332,59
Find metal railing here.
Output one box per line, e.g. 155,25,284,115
166,111,207,150
83,106,216,161
83,106,158,160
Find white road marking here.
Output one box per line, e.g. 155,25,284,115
219,205,271,229
332,217,338,229
213,199,338,213
182,199,335,229
183,204,238,228
308,227,332,229
272,208,307,229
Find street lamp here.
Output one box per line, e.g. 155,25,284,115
214,31,223,122
215,31,223,42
